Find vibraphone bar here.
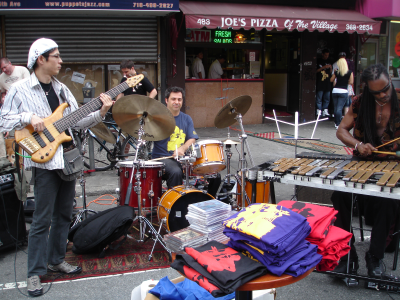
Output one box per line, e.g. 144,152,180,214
256,155,400,200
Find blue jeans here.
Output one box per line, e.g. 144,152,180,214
332,92,348,126
27,168,76,276
315,91,330,110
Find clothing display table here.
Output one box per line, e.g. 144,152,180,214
171,253,314,300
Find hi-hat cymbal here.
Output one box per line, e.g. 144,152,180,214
112,95,175,141
223,138,241,145
90,122,116,144
214,95,252,128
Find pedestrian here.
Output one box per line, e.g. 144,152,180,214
330,57,353,129
316,49,332,117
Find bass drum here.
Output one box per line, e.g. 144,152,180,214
157,185,214,232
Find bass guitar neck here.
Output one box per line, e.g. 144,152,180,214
15,74,144,163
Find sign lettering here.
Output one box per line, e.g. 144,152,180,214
188,15,378,34
190,30,211,42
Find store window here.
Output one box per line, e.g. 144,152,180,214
57,64,157,103
389,21,400,79
57,65,105,103
185,29,262,79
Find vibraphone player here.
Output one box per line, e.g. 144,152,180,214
332,64,400,279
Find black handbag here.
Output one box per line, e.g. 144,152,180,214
56,147,83,181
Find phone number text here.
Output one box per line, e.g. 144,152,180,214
133,2,173,8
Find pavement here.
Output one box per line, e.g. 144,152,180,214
1,116,400,299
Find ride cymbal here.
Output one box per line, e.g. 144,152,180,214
112,95,175,141
90,122,116,144
214,95,252,128
223,138,241,145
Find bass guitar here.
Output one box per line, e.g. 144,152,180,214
15,74,144,163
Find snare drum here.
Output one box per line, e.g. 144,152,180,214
157,185,214,232
117,161,164,209
192,140,226,175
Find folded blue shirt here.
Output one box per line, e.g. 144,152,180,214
228,239,321,276
149,276,235,300
223,204,310,256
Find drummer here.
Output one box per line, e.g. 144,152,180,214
152,86,198,188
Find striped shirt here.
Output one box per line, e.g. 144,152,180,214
0,72,103,170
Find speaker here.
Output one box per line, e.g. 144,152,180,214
295,186,334,205
0,185,27,251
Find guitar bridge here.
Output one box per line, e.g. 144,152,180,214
19,138,40,155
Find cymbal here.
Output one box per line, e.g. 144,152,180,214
214,95,252,128
90,122,116,144
223,138,241,145
112,95,175,141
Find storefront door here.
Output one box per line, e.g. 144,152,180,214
264,33,300,113
357,40,378,94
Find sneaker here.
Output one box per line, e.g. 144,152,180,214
365,251,385,278
335,124,339,130
316,109,321,116
323,109,329,117
27,275,43,297
332,258,359,278
48,261,82,274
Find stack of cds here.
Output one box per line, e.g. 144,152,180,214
164,227,207,253
186,199,231,243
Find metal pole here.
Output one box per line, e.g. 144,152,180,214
88,135,95,170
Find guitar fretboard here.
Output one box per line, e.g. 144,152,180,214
53,81,130,133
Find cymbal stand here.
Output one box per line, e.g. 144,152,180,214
235,112,253,209
123,115,171,260
71,129,97,227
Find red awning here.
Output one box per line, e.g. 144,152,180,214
180,1,381,34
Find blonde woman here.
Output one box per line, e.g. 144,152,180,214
330,58,353,129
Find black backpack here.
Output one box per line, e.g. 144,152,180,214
68,206,135,258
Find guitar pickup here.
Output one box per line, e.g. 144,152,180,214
19,138,40,155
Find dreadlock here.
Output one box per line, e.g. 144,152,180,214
356,63,399,146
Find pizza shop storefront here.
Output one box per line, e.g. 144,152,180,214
170,1,381,126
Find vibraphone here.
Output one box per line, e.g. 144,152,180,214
257,155,400,200
253,154,400,290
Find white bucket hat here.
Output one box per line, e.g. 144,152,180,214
27,38,58,69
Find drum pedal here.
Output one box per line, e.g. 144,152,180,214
365,274,400,292
342,277,359,287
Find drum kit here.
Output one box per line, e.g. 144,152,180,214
84,94,255,260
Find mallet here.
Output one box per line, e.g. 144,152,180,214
372,150,400,156
376,137,400,149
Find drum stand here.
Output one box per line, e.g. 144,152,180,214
123,118,171,261
181,156,196,189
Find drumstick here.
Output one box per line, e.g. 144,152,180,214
149,156,174,161
372,150,400,156
376,137,400,149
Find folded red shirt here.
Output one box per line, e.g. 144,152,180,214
279,200,337,241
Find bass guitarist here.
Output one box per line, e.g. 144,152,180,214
0,38,113,297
